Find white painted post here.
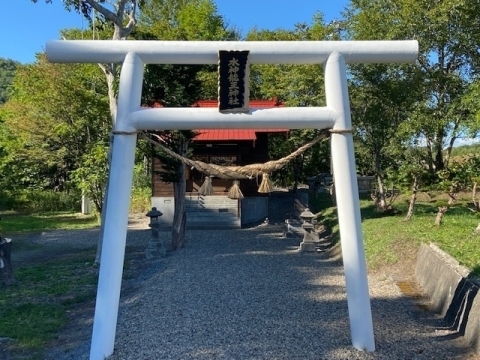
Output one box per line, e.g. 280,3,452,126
89,52,144,360
81,194,91,214
325,52,375,351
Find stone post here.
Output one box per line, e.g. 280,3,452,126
145,207,165,260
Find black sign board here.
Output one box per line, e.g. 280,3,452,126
218,50,249,112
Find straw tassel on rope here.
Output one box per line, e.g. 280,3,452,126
257,173,274,193
198,176,214,196
227,180,244,200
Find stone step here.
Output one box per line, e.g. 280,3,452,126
186,206,237,212
184,196,241,229
186,211,238,217
186,207,241,229
186,196,237,204
186,200,238,211
185,204,238,210
186,202,237,208
186,221,240,229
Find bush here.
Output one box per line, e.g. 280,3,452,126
130,187,151,213
133,163,151,189
0,191,17,211
3,190,81,213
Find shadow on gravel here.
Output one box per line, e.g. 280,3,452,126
75,227,476,360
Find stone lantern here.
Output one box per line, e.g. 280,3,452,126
299,208,318,252
145,207,165,259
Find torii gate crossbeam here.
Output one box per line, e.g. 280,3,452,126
46,40,418,360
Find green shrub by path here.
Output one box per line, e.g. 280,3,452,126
311,193,480,276
130,186,151,213
1,190,81,213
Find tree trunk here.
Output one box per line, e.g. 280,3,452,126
404,175,419,221
435,206,448,226
448,185,457,206
434,139,445,172
0,238,14,287
374,151,388,211
426,139,435,178
375,174,388,210
171,140,188,250
292,156,303,193
105,68,118,122
94,25,120,266
472,182,479,212
329,183,336,205
443,119,460,170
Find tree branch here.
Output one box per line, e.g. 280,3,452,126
83,0,120,26
121,1,138,39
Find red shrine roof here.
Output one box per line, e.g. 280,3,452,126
191,99,288,141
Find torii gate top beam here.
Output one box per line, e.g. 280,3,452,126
46,40,418,65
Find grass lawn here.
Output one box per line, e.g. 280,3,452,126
0,211,99,234
0,250,98,351
312,193,480,277
0,211,100,358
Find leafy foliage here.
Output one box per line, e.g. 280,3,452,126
0,55,110,199
345,0,480,178
0,58,20,104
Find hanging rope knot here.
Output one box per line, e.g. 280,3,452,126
329,128,353,134
111,130,140,136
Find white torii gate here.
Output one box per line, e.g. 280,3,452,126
46,40,418,360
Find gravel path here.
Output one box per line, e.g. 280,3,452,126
57,225,477,360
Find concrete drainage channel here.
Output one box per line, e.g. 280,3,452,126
414,243,480,354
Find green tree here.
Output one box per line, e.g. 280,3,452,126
0,55,110,202
0,58,20,104
349,63,420,211
388,146,430,220
32,0,143,120
345,0,480,177
32,0,145,263
245,15,332,190
70,143,109,213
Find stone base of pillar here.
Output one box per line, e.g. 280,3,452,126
299,225,319,253
299,241,317,252
146,240,166,260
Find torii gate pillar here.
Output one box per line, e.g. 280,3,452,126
326,52,374,349
46,39,418,360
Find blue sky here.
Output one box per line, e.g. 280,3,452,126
1,0,348,64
